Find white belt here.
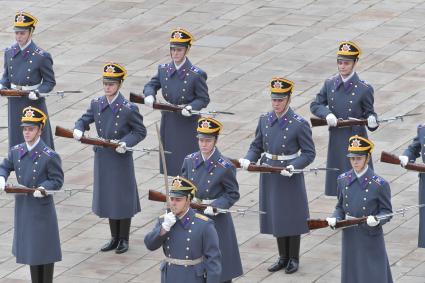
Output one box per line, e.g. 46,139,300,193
264,152,298,161
11,83,40,91
164,256,203,266
193,197,216,205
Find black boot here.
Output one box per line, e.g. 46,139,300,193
285,235,300,274
267,237,289,272
116,218,131,254
101,219,119,252
30,265,41,283
42,263,54,283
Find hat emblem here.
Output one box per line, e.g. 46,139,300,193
105,65,115,74
273,81,283,89
16,13,25,23
341,44,351,52
173,31,183,39
24,109,34,117
172,178,182,188
351,138,361,147
201,120,211,129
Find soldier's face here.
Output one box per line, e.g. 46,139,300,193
170,46,187,64
15,30,31,46
337,59,356,77
22,125,41,144
349,155,367,173
170,196,190,216
272,97,289,115
198,137,216,155
103,81,120,97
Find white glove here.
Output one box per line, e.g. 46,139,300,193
326,113,338,127
367,215,380,227
144,95,155,108
0,176,5,191
181,105,192,117
326,217,337,227
161,212,177,232
399,155,409,167
115,142,127,154
238,158,251,170
33,187,45,198
28,90,39,100
73,129,83,140
204,206,218,216
280,165,294,177
367,115,378,128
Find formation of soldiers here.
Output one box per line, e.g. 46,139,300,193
0,10,424,283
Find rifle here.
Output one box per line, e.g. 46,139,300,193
3,185,71,196
54,126,161,153
230,159,338,174
129,92,234,116
148,189,265,215
380,151,425,173
0,89,82,98
310,113,421,128
308,204,425,230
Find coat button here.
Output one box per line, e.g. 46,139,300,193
362,207,366,210
345,204,348,207
186,247,189,250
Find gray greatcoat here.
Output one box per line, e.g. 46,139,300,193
403,124,425,248
245,108,315,236
144,208,222,283
0,140,63,265
75,93,146,219
181,149,243,281
333,167,393,283
310,72,378,196
0,41,56,149
143,59,210,176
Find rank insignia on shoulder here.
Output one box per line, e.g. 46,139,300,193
195,213,209,221
338,172,350,180
372,175,385,186
12,144,24,151
34,48,45,56
418,124,425,128
159,63,169,69
292,113,305,123
189,66,207,78
359,80,370,87
42,146,56,157
185,152,198,159
218,157,231,168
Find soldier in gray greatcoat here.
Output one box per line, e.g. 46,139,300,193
0,11,56,149
142,28,210,176
0,106,63,283
144,176,222,283
181,117,243,283
326,135,393,283
73,63,146,254
239,78,316,274
310,41,378,196
399,124,425,248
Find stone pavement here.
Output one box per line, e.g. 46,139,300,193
1,0,425,282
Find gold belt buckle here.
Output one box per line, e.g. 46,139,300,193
272,154,278,160
15,85,23,90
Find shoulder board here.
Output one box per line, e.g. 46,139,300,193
42,146,56,157
359,80,370,87
326,74,339,81
34,47,46,56
337,172,350,180
218,157,231,168
418,124,425,129
195,213,209,222
122,99,134,109
159,63,170,69
372,175,385,186
189,65,205,75
92,96,103,103
11,144,24,151
292,113,305,123
185,152,198,159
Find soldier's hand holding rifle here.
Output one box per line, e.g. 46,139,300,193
280,165,294,177
238,158,251,170
181,105,193,117
73,129,83,140
33,187,46,198
326,113,338,127
144,95,155,108
399,155,409,167
366,215,380,227
0,176,5,191
204,206,219,216
115,142,127,154
326,217,336,228
28,90,39,101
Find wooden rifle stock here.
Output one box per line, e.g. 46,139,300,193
0,89,30,97
310,117,368,128
148,190,220,213
230,159,283,173
55,126,118,149
380,151,425,173
4,185,47,196
129,92,182,112
307,217,367,230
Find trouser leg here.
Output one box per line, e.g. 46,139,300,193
41,263,54,283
